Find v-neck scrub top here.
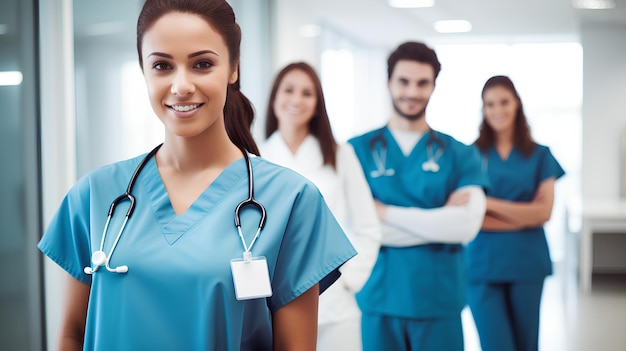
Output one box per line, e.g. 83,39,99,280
349,127,489,318
466,144,565,282
38,153,357,351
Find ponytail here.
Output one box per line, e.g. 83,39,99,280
224,69,260,156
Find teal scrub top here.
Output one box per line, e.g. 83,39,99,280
38,153,356,351
466,144,565,282
349,127,488,318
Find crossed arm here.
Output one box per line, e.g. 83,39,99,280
481,177,556,231
377,185,487,247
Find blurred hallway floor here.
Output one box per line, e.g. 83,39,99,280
462,233,626,351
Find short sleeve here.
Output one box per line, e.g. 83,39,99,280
267,182,357,312
539,146,565,182
457,143,490,191
37,176,92,285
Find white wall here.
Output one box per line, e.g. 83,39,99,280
581,23,626,201
271,0,320,71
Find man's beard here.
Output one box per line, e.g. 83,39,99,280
392,99,427,121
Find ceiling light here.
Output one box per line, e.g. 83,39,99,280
571,0,616,9
298,24,321,38
434,20,472,33
0,71,23,86
0,24,7,35
388,0,435,8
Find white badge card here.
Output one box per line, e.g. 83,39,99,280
231,256,273,300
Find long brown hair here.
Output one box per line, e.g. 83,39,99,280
136,0,259,155
265,62,337,169
475,75,535,156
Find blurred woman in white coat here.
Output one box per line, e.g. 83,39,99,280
260,62,381,351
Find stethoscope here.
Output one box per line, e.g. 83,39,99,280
368,127,445,178
84,144,266,274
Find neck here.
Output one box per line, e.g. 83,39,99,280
158,127,242,173
388,113,429,132
277,124,309,154
494,128,514,147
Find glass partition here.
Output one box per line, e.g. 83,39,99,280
0,0,44,349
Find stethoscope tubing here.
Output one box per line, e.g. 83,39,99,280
368,127,445,177
85,144,266,275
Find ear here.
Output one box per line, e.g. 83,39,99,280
229,64,239,84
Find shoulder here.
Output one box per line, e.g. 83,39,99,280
258,131,281,152
81,154,147,184
348,127,385,146
433,131,468,147
532,143,551,154
523,143,554,161
252,156,320,192
433,131,476,155
336,142,357,160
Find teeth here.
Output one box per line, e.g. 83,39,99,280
171,104,200,112
286,106,302,114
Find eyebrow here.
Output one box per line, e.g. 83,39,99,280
147,50,219,59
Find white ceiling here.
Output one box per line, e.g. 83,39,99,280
285,0,626,46
53,0,626,48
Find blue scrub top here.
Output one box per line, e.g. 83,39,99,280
349,127,488,318
466,144,565,282
38,153,356,351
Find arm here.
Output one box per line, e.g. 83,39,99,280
272,284,319,351
484,177,556,230
337,145,381,292
58,273,90,351
379,185,486,246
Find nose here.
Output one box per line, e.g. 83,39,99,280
405,83,421,98
170,69,195,96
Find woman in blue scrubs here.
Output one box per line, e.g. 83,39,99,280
466,75,565,351
37,1,356,350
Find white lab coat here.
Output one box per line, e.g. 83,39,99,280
260,133,381,325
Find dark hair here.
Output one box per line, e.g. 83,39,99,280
387,41,441,80
265,62,337,169
475,75,535,156
136,0,259,155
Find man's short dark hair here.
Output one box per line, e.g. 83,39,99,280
387,41,441,80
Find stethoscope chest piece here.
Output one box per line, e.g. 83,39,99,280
422,160,440,172
92,250,107,266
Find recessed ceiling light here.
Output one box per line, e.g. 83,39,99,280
434,20,472,33
0,71,23,86
388,0,435,8
298,24,321,38
571,0,616,9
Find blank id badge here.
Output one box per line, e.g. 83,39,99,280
230,255,273,300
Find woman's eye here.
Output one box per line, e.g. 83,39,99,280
194,61,213,70
152,62,170,71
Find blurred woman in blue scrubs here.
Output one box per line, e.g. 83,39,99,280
37,1,356,350
260,62,381,351
466,75,565,351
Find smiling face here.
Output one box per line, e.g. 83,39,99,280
141,12,238,139
388,60,436,121
482,85,519,135
272,69,317,132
